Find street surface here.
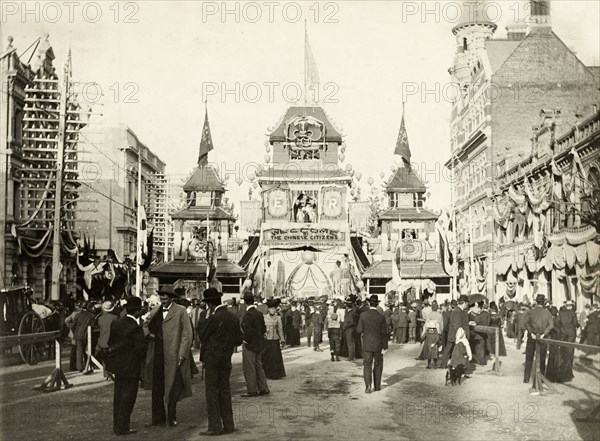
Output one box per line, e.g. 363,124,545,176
1,337,599,441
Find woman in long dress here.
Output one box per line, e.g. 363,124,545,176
262,300,286,379
487,303,507,357
547,302,579,382
419,303,443,368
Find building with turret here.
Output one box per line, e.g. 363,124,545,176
445,0,600,299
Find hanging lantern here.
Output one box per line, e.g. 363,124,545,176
341,146,346,154
390,164,396,172
264,154,270,162
356,172,362,181
380,172,385,179
339,154,345,162
264,140,270,147
235,177,243,186
252,182,258,189
367,176,374,186
248,170,256,181
350,189,355,197
265,145,270,153
349,170,355,177
346,164,353,172
302,250,315,264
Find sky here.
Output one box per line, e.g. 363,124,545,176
2,0,599,213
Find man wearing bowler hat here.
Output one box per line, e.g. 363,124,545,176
357,295,388,393
523,294,554,384
106,296,147,435
199,288,243,436
144,285,193,427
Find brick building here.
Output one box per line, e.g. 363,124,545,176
445,0,600,298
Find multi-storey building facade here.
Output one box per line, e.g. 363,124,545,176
445,0,600,297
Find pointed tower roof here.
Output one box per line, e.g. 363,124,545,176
386,104,426,193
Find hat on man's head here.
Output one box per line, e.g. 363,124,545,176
566,300,575,306
125,296,142,310
101,301,115,313
157,285,177,297
203,287,223,301
535,294,546,304
450,300,458,307
243,291,254,301
458,295,469,303
367,294,380,305
266,299,278,308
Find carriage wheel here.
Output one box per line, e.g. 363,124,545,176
18,311,46,365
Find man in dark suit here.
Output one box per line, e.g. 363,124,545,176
240,292,269,397
442,295,470,365
199,288,243,436
343,298,358,361
106,297,147,436
357,295,388,393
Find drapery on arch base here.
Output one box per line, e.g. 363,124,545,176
284,261,333,299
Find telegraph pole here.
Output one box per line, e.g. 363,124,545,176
50,61,69,301
135,150,142,297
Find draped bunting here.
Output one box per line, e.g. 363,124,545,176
348,202,370,232
493,195,513,229
240,201,262,231
565,225,596,245
524,178,551,213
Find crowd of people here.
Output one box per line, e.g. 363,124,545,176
52,285,600,436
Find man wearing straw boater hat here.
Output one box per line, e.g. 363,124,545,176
357,295,389,393
144,284,193,427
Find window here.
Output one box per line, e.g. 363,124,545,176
13,182,20,220
290,148,320,160
196,191,211,207
14,107,23,144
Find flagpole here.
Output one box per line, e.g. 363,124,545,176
135,149,142,298
206,213,210,287
304,19,307,110
451,154,457,300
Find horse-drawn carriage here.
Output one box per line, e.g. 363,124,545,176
0,286,59,365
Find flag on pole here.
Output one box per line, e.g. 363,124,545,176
198,104,214,166
139,229,154,271
137,204,147,266
305,22,320,104
394,103,411,165
436,210,458,277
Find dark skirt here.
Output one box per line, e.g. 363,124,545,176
546,338,575,383
286,326,301,346
486,327,507,357
419,329,440,360
263,340,286,379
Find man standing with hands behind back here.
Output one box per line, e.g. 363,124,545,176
357,295,388,393
106,296,147,436
199,288,243,436
144,285,193,427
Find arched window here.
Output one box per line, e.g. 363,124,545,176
11,262,21,286
26,264,35,289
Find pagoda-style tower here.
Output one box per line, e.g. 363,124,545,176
362,107,450,302
150,106,244,298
